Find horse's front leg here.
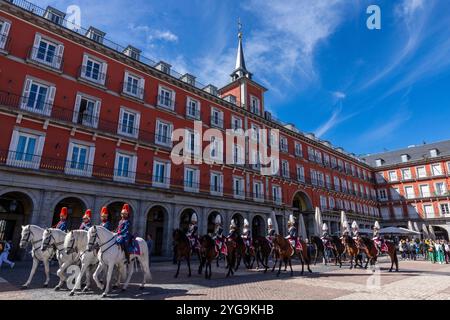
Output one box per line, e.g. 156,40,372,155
289,258,294,276
102,263,115,297
122,260,134,291
22,257,39,288
187,257,192,277
175,259,181,278
70,261,87,295
93,262,105,290
349,255,354,269
55,259,71,291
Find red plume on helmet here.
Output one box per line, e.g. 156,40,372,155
83,209,92,220
100,206,109,217
60,207,68,218
121,204,130,215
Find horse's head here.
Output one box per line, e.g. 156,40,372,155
20,225,31,248
87,225,98,252
64,231,76,254
41,228,53,251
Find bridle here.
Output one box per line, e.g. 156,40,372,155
42,231,65,253
88,228,116,254
21,227,41,250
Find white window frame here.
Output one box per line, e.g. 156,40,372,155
281,160,289,178
296,165,305,182
272,185,282,204
7,127,45,169
20,76,55,116
72,92,101,128
118,107,140,138
401,168,412,180
423,204,434,218
253,181,264,202
186,97,200,119
123,71,145,99
416,166,427,178
0,18,11,51
404,186,415,199
388,170,398,182
231,116,243,131
80,53,108,85
30,33,64,70
155,119,173,147
431,163,443,176
210,171,223,196
435,182,447,196
420,184,431,198
184,166,200,192
64,140,95,177
233,176,245,199
440,203,450,216
294,142,302,157
113,150,137,183
250,95,260,115
152,159,171,188
280,136,288,153
157,85,175,110
211,107,224,128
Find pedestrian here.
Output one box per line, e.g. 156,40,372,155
444,241,450,264
0,240,15,269
435,240,444,264
146,234,153,266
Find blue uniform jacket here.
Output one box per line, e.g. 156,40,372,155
101,221,112,231
288,226,297,238
56,220,67,232
116,219,131,244
79,222,91,231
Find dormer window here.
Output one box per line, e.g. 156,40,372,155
44,6,65,26
223,95,237,105
180,73,196,86
401,154,409,162
375,158,384,167
123,45,141,61
86,27,105,44
203,84,218,97
430,149,439,157
155,61,171,74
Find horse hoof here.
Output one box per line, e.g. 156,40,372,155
82,287,88,292
121,288,126,292
69,291,75,296
21,285,28,290
43,284,48,288
140,286,145,290
54,286,60,291
102,293,107,298
112,285,118,290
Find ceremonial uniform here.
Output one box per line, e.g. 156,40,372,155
116,204,132,263
55,207,68,232
372,221,385,254
100,206,112,231
228,219,238,238
213,215,227,255
242,219,252,253
79,209,92,231
351,221,360,240
187,213,199,251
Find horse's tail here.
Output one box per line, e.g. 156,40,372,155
136,237,152,282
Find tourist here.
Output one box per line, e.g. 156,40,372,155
444,240,450,264
0,240,15,269
146,234,153,266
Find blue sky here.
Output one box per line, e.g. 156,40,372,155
37,0,450,156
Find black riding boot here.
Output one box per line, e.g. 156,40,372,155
121,243,130,264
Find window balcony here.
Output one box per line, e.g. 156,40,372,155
210,116,224,128
28,46,64,71
64,160,93,177
186,106,201,120
0,34,11,53
152,175,170,188
73,110,99,128
6,150,41,170
121,81,145,100
157,95,175,110
154,133,172,147
78,65,108,87
113,169,136,184
20,95,53,116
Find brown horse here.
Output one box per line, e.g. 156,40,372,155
234,234,252,271
358,237,399,272
330,235,345,268
341,235,364,269
310,235,326,265
198,235,217,279
271,235,312,276
225,236,238,277
252,236,271,272
172,229,192,278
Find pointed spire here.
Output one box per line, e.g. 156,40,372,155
231,18,251,81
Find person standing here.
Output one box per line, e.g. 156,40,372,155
0,240,15,269
146,234,153,266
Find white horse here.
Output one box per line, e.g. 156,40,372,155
64,230,100,295
20,225,54,288
87,225,151,297
41,228,79,290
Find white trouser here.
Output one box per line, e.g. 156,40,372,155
0,252,13,267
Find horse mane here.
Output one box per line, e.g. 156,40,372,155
200,234,214,247
360,236,374,250
173,229,189,242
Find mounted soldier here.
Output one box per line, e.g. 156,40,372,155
116,203,132,264
242,219,252,254
341,220,350,239
372,221,387,255
351,221,360,240
213,215,227,255
228,219,238,239
321,223,332,248
186,213,200,252
79,209,92,231
285,214,298,249
54,207,68,232
100,206,112,231
267,218,276,243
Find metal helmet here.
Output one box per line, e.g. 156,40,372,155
230,219,236,229
214,214,222,225
243,219,249,227
267,218,273,227
374,221,381,230
351,221,359,230
322,223,328,232
191,213,198,223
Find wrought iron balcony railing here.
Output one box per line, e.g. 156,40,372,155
28,46,64,71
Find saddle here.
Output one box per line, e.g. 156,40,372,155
215,238,228,256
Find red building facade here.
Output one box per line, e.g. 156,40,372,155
0,0,380,257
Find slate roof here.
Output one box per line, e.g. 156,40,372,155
361,140,450,167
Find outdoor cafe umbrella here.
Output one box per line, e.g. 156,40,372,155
340,210,347,235
270,210,279,234
407,221,414,232
413,221,421,233
398,227,421,235
314,207,323,236
298,213,308,240
379,226,413,235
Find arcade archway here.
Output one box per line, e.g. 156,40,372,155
252,215,265,237
52,197,86,230
207,211,222,235
145,205,167,256
179,208,197,233
292,191,313,237
106,201,134,231
231,213,244,233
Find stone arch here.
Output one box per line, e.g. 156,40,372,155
52,196,88,230
178,208,198,233
145,205,169,256
231,213,244,233
0,191,35,259
102,200,136,231
292,190,314,237
432,226,449,241
252,215,265,237
206,210,223,235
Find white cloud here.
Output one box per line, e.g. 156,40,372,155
333,91,346,99
150,30,178,42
